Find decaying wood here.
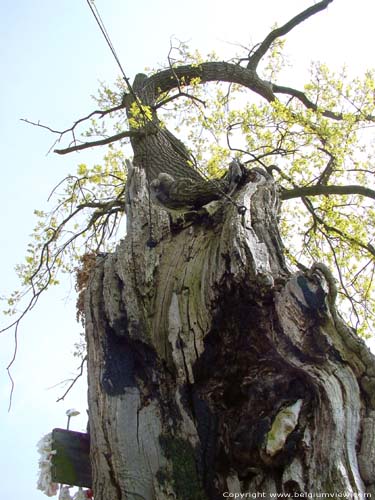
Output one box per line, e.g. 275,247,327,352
85,157,375,499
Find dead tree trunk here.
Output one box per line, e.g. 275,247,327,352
85,153,375,498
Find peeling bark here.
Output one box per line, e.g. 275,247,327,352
85,159,375,499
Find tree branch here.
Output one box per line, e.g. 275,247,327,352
272,84,343,120
56,356,87,402
22,102,136,155
54,130,141,155
281,184,375,201
147,1,335,99
46,2,367,158
317,149,335,185
77,199,124,210
22,103,126,135
145,1,371,127
247,0,334,69
272,84,375,121
148,61,275,102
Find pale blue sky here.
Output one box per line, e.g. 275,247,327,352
1,1,374,499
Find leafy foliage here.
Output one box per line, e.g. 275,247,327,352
3,3,375,345
151,44,375,335
1,147,127,332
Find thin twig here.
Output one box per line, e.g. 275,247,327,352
21,104,125,135
56,356,87,402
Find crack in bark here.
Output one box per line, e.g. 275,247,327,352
178,331,192,385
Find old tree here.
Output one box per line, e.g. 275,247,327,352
8,0,375,498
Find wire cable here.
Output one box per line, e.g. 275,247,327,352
86,0,136,99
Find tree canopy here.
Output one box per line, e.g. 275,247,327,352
3,0,375,349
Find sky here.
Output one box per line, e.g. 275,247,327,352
1,1,375,499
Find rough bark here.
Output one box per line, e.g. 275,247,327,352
85,154,375,498
122,73,245,214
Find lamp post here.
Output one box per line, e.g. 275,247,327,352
66,408,80,430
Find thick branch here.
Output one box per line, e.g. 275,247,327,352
54,130,141,155
148,61,276,102
147,61,375,128
147,1,334,102
281,184,375,201
248,0,334,69
145,1,373,127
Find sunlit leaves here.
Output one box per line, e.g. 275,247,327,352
4,40,375,338
2,146,127,320
261,34,287,82
151,45,375,335
128,101,153,129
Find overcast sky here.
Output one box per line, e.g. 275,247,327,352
1,1,375,499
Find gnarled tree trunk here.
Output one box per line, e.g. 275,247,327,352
49,1,375,496
85,151,375,498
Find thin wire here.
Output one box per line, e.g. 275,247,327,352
86,0,134,97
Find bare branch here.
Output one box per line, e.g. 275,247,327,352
247,0,334,69
21,118,66,135
22,103,125,135
54,130,141,155
22,102,135,155
56,356,87,402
